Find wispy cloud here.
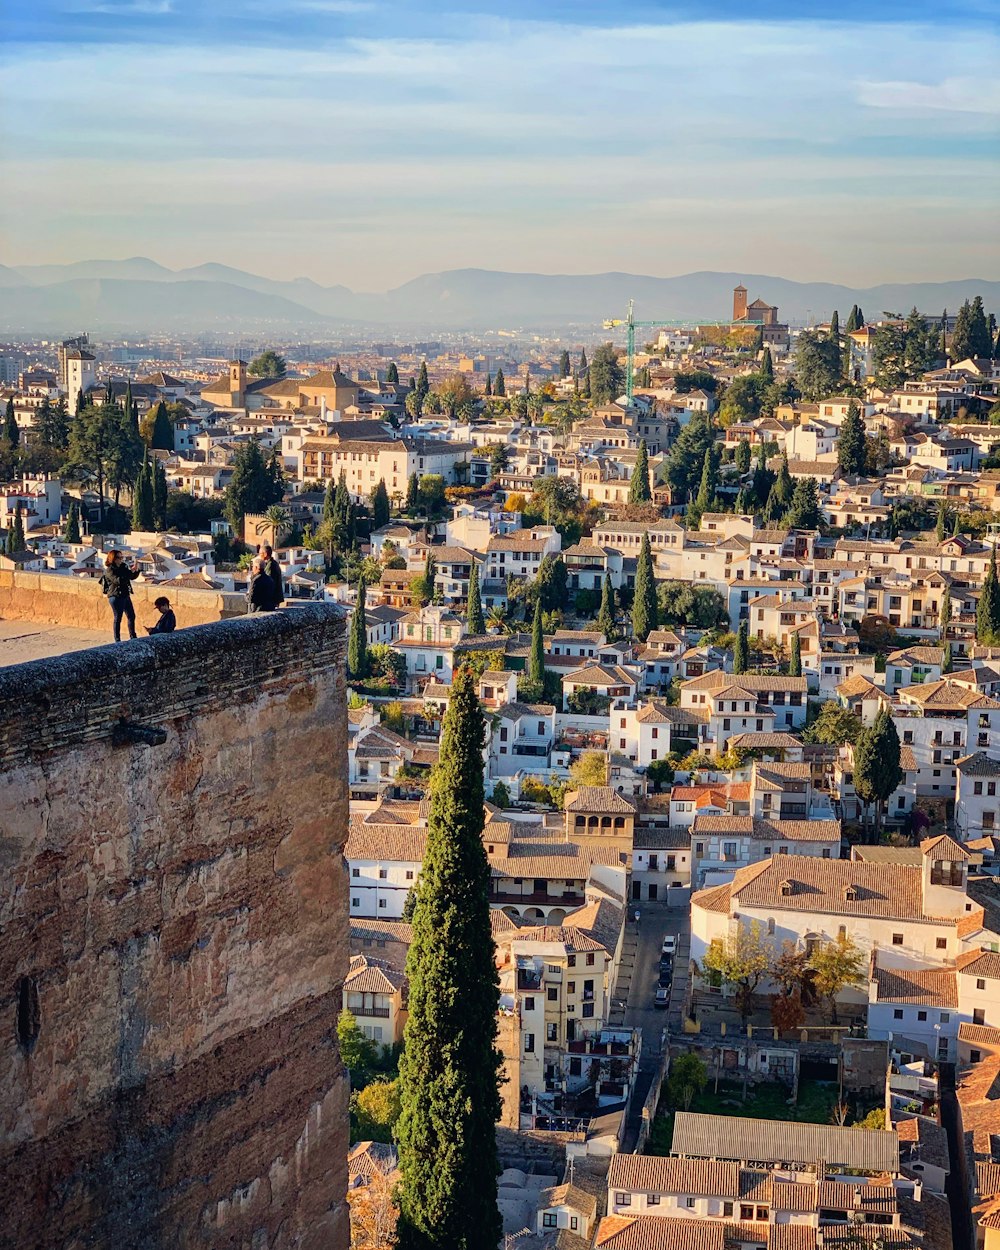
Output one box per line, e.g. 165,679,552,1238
858,76,1000,115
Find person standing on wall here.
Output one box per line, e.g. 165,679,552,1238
99,550,141,642
246,557,277,613
258,544,285,606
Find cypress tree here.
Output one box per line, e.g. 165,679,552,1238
396,665,501,1250
559,350,571,378
759,347,774,383
735,439,751,475
691,447,715,521
856,706,903,839
940,588,951,637
597,573,616,641
968,296,992,359
936,502,947,542
773,453,793,510
3,397,18,446
348,580,369,679
845,305,860,334
631,532,658,641
528,598,545,687
941,309,949,357
323,476,336,524
789,631,802,677
578,348,587,374
8,503,26,553
64,501,81,544
829,309,840,343
856,306,865,328
785,477,820,529
629,439,652,503
132,458,154,531
484,372,492,397
733,619,750,675
153,459,167,530
978,548,1000,645
493,367,506,398
386,362,399,383
580,368,591,399
942,641,953,674
406,472,420,516
952,510,961,538
837,401,867,477
466,561,484,635
416,361,430,400
371,479,390,530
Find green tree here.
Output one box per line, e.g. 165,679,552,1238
224,438,283,532
845,305,860,334
152,459,167,529
558,350,571,378
657,582,727,629
247,350,287,379
733,619,750,675
597,574,616,640
339,1008,379,1078
396,666,502,1250
352,1078,402,1145
629,439,652,503
837,401,867,477
415,361,430,401
528,599,545,688
490,781,511,808
589,342,625,405
759,347,774,383
413,551,437,607
735,438,751,475
700,921,771,1024
719,373,766,424
632,532,659,642
665,412,715,501
533,554,568,612
788,631,802,677
667,1053,707,1111
978,548,1000,645
406,472,420,516
795,330,843,400
371,479,390,530
803,701,863,746
7,503,26,553
3,397,17,447
131,457,154,531
689,447,716,528
418,474,446,517
466,562,484,635
808,933,865,1024
853,706,903,838
942,641,953,674
63,501,81,543
872,309,939,389
569,751,607,788
785,477,820,529
578,348,588,376
952,297,992,361
829,309,840,345
142,400,175,450
386,362,399,383
349,580,370,679
493,367,505,398
854,1108,887,1131
936,501,947,542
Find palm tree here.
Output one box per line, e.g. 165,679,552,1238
486,606,510,635
264,504,292,542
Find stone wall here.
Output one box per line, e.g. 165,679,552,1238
0,568,245,632
0,606,350,1250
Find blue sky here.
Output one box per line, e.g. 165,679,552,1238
2,0,998,289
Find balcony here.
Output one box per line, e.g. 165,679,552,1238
353,1005,391,1018
491,888,585,907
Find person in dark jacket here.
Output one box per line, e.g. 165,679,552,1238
146,596,176,634
99,549,141,641
247,557,277,613
258,543,285,605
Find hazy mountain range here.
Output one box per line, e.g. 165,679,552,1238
1,258,997,336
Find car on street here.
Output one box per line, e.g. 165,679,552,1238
657,966,672,988
661,934,677,957
654,987,669,1009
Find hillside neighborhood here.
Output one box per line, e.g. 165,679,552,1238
6,291,1000,1250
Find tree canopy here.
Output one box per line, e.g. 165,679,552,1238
247,350,287,378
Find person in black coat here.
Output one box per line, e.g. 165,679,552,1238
99,550,141,641
247,557,277,613
258,543,285,606
146,596,176,634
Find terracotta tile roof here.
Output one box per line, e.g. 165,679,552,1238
837,675,890,699
956,752,1000,777
564,663,639,687
902,679,1000,711
671,1111,899,1173
345,954,407,995
682,672,807,694
958,1022,1000,1049
920,834,973,860
691,881,733,913
346,821,427,863
767,1226,819,1250
771,1181,816,1213
727,732,802,750
872,964,957,1007
595,1216,727,1250
564,786,638,814
720,853,933,922
956,950,1000,980
751,818,842,843
607,1156,738,1197
692,815,754,834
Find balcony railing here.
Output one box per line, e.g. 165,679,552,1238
353,1005,391,1018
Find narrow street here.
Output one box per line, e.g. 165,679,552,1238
617,900,691,1152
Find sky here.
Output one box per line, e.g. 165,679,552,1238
2,0,998,290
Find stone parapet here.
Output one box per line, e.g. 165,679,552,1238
0,568,245,632
0,605,350,1249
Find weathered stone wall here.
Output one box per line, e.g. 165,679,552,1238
0,568,245,632
0,607,350,1250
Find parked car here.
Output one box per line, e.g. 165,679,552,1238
654,987,669,1009
661,934,677,957
658,966,672,988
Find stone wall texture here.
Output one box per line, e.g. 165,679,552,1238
0,568,246,632
0,606,350,1250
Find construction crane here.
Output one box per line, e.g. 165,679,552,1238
602,300,746,401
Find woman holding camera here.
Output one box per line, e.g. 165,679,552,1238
100,550,141,641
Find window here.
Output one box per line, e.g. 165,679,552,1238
524,1034,535,1052
352,897,359,907
570,1216,579,1231
941,1012,950,1023
976,782,984,795
547,987,558,1001
741,1205,754,1221
974,1009,986,1025
893,1009,903,1020
648,1195,660,1207
379,868,387,879
406,870,414,880
978,978,987,991
524,997,535,1011
685,1197,696,1209
582,1003,595,1018
543,1213,557,1228
892,933,904,945
937,937,947,949
917,1011,927,1022
546,1023,557,1041
586,953,595,966
352,867,360,877
378,899,386,909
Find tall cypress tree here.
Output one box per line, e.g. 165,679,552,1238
559,350,571,378
484,372,492,397
64,501,81,544
416,361,430,401
153,459,167,530
940,588,951,638
371,479,390,530
855,706,903,839
759,347,774,383
132,458,154,531
837,401,867,477
735,439,751,475
4,397,18,446
631,532,658,641
8,503,26,553
528,598,545,687
733,619,750,675
386,362,399,383
829,309,840,344
466,561,484,635
629,439,651,503
493,367,506,398
406,472,420,516
578,348,588,375
942,641,953,674
396,665,501,1250
936,502,947,542
348,579,369,679
597,573,616,640
978,548,1000,645
845,305,860,334
788,631,802,677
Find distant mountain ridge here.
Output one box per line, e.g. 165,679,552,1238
1,258,997,335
